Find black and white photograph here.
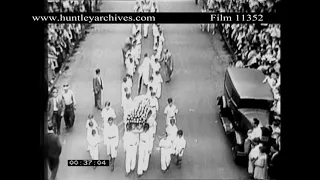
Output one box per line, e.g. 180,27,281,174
44,0,282,180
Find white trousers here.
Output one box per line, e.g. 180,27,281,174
142,69,150,86
90,146,99,160
126,145,137,173
154,83,161,99
137,143,150,175
105,140,118,158
160,148,171,170
143,24,149,37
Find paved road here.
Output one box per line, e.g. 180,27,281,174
52,0,249,180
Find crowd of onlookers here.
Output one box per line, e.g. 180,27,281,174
203,0,281,13
47,0,101,90
201,1,281,179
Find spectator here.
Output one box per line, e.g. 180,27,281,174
47,0,96,92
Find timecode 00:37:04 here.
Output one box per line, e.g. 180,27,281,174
68,160,109,166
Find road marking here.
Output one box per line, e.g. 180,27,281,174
189,109,195,112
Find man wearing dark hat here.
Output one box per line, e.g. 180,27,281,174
45,122,62,180
62,84,76,128
93,69,103,110
47,87,65,135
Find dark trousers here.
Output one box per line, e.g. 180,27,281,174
48,157,59,180
94,91,102,109
64,104,75,128
52,112,62,134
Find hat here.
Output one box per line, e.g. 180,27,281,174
63,84,69,90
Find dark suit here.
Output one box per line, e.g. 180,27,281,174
93,76,103,109
45,132,62,180
47,96,65,134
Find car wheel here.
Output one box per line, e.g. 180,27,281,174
232,146,240,165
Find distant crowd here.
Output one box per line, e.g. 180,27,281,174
47,0,101,91
203,0,281,13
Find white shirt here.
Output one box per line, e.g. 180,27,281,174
152,61,161,74
249,125,262,140
159,138,173,154
86,119,99,140
173,136,186,156
103,123,119,146
166,124,178,142
164,104,178,119
88,134,101,149
153,74,163,85
149,96,159,111
123,97,134,111
101,107,116,125
249,143,262,159
153,25,159,37
62,90,76,106
123,131,139,151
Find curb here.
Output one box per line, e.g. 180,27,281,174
217,25,237,63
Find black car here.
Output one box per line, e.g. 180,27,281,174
217,67,274,164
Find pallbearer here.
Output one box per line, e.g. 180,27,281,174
123,124,139,176
149,92,159,120
159,132,173,173
173,130,186,168
137,124,152,177
103,117,119,172
122,93,133,126
142,0,151,38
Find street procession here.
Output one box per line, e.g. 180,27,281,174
45,0,281,180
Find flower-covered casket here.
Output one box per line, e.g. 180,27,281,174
126,95,153,133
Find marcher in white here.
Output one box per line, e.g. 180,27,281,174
132,24,141,36
126,57,135,77
123,124,139,176
126,74,133,91
155,39,163,61
153,71,163,99
86,114,100,152
135,30,142,64
133,1,140,12
149,92,159,120
103,117,119,172
151,58,161,76
88,129,102,169
166,118,178,143
122,77,131,107
138,53,151,87
159,29,165,47
164,98,179,125
147,76,155,95
101,101,117,127
173,130,186,168
122,93,133,125
159,132,173,173
137,124,152,177
130,41,140,69
146,86,154,98
153,24,160,50
142,0,151,37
